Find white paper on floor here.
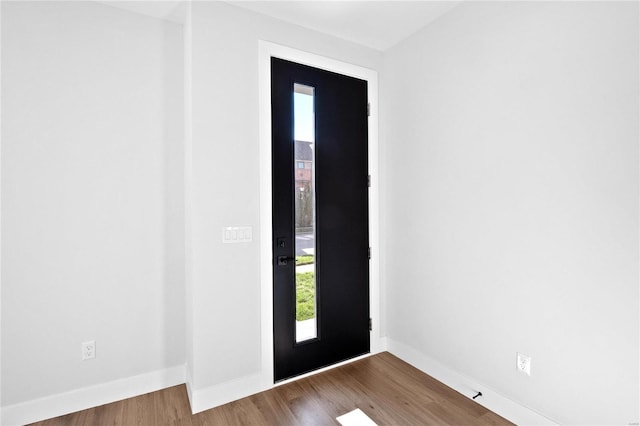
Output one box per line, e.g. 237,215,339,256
336,408,378,426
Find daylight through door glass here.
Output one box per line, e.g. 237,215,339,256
293,83,317,343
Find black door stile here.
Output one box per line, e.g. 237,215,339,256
271,57,370,382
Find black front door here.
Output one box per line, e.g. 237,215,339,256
271,57,370,382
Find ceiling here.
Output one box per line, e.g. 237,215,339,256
229,1,460,51
97,1,460,52
96,1,185,21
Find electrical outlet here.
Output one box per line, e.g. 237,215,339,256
516,352,531,376
82,340,96,360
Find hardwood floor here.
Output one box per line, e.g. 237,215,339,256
30,352,514,425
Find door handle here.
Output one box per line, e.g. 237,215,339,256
277,256,295,266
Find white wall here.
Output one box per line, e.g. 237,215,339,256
1,0,184,411
186,1,381,403
382,2,639,424
5,1,636,424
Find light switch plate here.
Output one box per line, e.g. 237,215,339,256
222,226,253,243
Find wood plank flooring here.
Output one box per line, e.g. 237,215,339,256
30,352,514,425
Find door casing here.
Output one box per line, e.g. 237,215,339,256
258,41,381,386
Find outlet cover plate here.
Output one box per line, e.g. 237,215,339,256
516,352,531,376
82,340,96,360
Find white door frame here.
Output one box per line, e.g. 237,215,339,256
258,41,381,386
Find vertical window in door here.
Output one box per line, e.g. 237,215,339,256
293,83,317,343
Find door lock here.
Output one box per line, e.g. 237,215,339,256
277,256,295,266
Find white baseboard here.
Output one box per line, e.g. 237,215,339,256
188,372,267,414
1,342,557,425
386,338,560,426
185,366,195,412
1,364,186,426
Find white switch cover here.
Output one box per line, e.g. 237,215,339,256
222,226,252,243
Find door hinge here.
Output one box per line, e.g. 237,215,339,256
367,175,371,187
368,247,371,259
367,102,371,117
369,318,372,331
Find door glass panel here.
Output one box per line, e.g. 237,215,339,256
293,83,317,342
